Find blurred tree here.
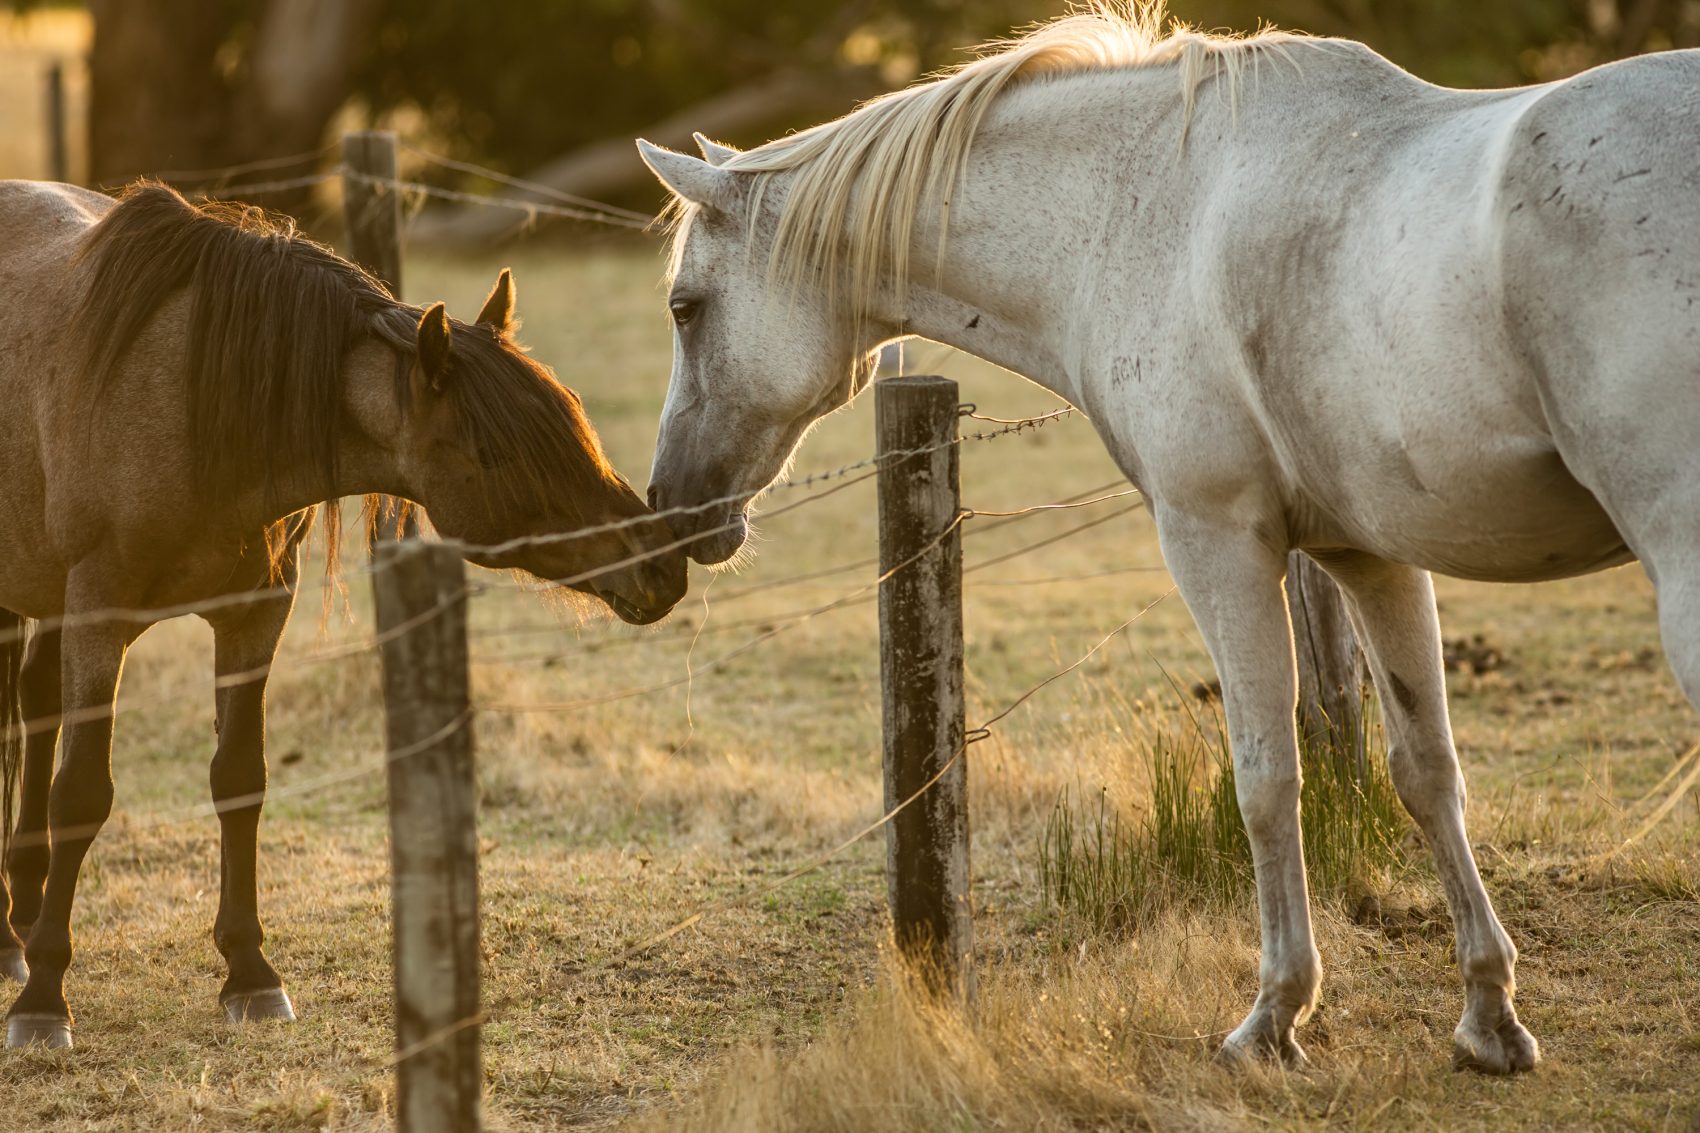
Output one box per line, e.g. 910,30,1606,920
354,0,1045,239
82,0,381,188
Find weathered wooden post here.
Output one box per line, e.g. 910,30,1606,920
342,130,417,541
373,540,480,1133
342,130,403,294
877,376,973,1001
1287,551,1366,780
44,62,67,183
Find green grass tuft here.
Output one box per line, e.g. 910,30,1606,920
1038,702,1407,934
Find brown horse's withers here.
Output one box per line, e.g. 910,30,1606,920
0,181,687,1047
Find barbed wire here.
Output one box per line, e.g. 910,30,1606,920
965,486,1140,519
397,143,655,223
6,709,473,851
479,510,969,715
185,165,656,234
470,480,1147,664
348,169,657,232
5,472,1141,841
192,169,347,199
143,145,338,187
565,587,1175,975
6,583,484,740
0,402,1083,649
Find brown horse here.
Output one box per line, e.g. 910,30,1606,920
0,181,687,1048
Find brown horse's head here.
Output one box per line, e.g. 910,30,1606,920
392,271,686,624
73,185,684,623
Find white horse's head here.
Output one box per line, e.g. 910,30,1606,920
638,138,881,565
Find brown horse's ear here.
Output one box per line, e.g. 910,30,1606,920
417,302,453,390
476,268,516,332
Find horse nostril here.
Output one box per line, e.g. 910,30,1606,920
646,484,660,511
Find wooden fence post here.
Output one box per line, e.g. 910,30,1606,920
373,540,481,1133
45,62,67,183
342,130,403,294
1287,551,1366,779
877,376,973,1001
342,130,417,541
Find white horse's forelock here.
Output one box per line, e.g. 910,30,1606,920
661,2,1309,329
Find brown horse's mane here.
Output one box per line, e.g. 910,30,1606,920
72,182,616,574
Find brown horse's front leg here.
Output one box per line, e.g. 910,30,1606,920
207,586,296,1025
8,626,62,947
6,616,127,1049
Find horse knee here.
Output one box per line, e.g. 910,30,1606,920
1233,758,1301,845
1387,742,1465,822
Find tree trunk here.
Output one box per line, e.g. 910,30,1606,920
86,0,379,195
1287,551,1366,779
86,0,227,185
233,0,384,163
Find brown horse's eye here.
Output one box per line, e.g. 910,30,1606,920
669,297,701,327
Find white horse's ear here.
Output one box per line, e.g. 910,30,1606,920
693,132,740,167
637,139,741,213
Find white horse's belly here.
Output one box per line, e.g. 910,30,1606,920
1319,436,1633,583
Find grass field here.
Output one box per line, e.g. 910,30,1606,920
1,236,1697,1131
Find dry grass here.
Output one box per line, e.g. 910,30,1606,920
0,238,1694,1130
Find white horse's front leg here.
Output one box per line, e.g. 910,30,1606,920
1155,514,1320,1067
1319,552,1537,1074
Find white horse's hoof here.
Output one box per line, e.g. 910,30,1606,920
7,1013,71,1049
1216,1024,1308,1070
1453,1018,1539,1074
222,987,296,1024
0,948,26,984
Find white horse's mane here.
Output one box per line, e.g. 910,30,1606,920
664,2,1314,328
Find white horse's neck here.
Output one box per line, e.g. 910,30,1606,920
872,67,1187,405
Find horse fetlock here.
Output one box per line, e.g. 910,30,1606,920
1458,940,1517,990
1259,950,1323,1017
0,948,25,984
7,850,48,926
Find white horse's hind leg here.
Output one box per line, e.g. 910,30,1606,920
1318,552,1538,1074
1154,516,1320,1067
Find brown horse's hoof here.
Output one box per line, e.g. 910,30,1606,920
0,948,25,984
222,987,296,1024
7,1013,71,1049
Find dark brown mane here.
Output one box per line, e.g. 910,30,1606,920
441,320,620,523
72,182,617,568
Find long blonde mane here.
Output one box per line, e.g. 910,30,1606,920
666,3,1311,331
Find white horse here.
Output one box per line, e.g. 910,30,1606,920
637,3,1700,1073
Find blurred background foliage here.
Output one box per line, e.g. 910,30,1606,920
5,0,1700,214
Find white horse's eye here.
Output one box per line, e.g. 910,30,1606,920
669,297,702,326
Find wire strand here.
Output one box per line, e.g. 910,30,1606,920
567,588,1175,974
397,143,654,223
